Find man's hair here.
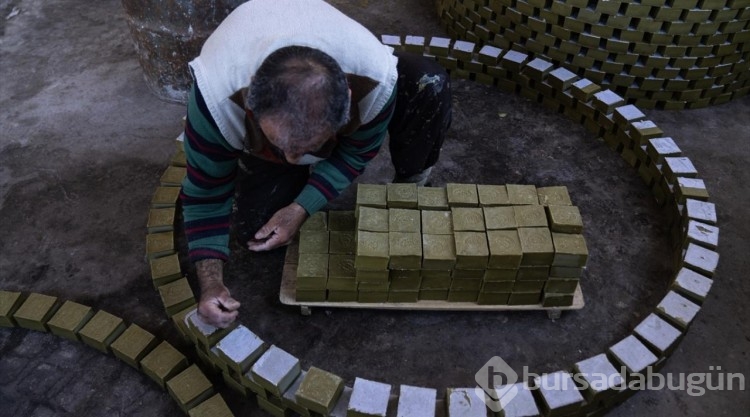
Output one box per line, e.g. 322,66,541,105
246,46,350,149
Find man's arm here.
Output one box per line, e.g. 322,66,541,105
181,83,242,327
194,258,239,328
295,87,397,214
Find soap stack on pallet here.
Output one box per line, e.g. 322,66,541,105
295,182,588,306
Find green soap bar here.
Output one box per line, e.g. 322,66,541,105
483,206,517,230
0,291,26,327
429,36,451,55
545,279,579,293
327,277,357,291
240,370,268,398
188,393,234,417
141,341,189,388
296,290,327,302
356,184,387,208
146,231,175,259
507,184,538,205
296,366,345,415
186,308,238,349
418,186,449,210
537,186,572,206
297,277,328,291
151,186,180,208
158,278,196,317
171,305,197,343
167,364,215,413
513,280,546,292
355,231,389,270
194,347,220,375
546,205,584,234
222,370,248,396
542,293,575,307
258,396,291,417
550,266,583,278
450,279,482,291
508,292,542,306
389,208,421,233
452,269,484,279
78,310,126,353
208,346,228,373
301,211,328,231
422,210,453,235
420,271,452,289
482,281,514,292
13,293,59,332
150,254,182,289
422,234,456,270
252,345,302,399
514,205,548,228
356,269,389,282
357,206,389,232
329,254,356,279
477,292,510,305
518,227,554,266
676,178,709,203
552,233,589,267
387,183,418,208
454,232,489,269
487,230,522,269
358,291,389,303
170,150,187,168
160,166,186,186
517,266,550,281
388,291,419,303
571,79,601,101
328,210,355,231
477,184,510,206
390,270,421,291
297,254,328,289
47,301,94,341
111,324,158,369
329,231,355,254
299,231,329,254
447,290,479,302
484,269,517,281
215,325,267,375
452,207,486,231
446,183,479,207
358,281,390,291
328,290,358,302
419,289,449,300
147,207,176,233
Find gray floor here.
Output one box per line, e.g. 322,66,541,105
1,0,748,416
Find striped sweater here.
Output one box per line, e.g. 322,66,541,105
180,83,396,262
180,0,399,263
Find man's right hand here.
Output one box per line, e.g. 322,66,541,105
195,258,240,328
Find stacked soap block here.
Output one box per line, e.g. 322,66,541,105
296,183,588,307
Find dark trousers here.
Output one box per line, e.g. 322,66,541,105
235,52,452,242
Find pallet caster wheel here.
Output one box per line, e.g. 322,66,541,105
300,306,312,316
547,309,561,320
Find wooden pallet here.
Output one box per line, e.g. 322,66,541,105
280,241,584,319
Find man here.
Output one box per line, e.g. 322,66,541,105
181,0,451,328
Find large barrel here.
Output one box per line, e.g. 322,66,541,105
121,0,246,103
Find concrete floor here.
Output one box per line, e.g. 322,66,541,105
1,0,748,416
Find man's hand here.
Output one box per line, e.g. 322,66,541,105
247,202,308,252
195,259,240,328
